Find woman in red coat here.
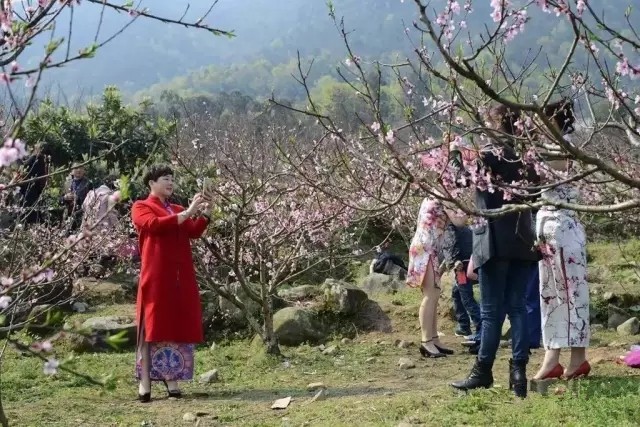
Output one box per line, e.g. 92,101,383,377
132,164,209,402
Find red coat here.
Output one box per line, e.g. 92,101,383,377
132,195,209,343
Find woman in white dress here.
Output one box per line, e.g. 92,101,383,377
533,102,590,380
407,198,454,358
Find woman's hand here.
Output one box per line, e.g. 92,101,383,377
185,193,206,217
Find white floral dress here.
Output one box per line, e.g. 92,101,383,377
406,198,448,289
536,184,590,349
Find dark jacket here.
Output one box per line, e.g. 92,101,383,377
442,223,473,270
373,250,407,273
471,143,539,270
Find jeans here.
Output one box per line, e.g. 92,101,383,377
525,263,541,349
452,279,481,336
478,258,533,367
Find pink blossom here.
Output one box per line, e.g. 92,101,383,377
370,122,381,133
0,296,11,309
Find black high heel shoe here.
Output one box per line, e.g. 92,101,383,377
419,340,446,358
162,380,182,398
432,336,454,355
138,392,151,403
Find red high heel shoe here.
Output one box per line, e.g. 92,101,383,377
564,361,591,380
539,363,564,380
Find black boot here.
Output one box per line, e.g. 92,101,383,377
509,359,527,398
451,359,493,391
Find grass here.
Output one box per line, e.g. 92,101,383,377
3,241,640,426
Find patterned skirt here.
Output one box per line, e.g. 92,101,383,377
136,342,195,381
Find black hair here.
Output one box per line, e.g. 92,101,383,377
142,164,173,188
488,104,522,136
103,174,118,190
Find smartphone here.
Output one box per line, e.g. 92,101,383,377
201,177,213,197
456,270,468,285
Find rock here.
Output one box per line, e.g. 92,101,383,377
74,279,128,305
278,285,321,301
271,396,292,410
218,281,261,329
397,357,415,370
81,316,136,349
617,317,640,336
501,318,512,339
199,369,220,383
397,340,412,349
603,291,616,302
608,305,633,329
500,340,510,348
72,302,89,313
27,304,54,325
365,357,376,363
322,279,369,315
210,342,216,351
591,324,605,332
360,273,405,295
273,307,326,346
322,345,338,356
341,338,352,345
182,412,197,422
307,382,326,391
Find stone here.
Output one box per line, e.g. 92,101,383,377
271,396,292,410
27,304,54,325
307,389,326,403
182,412,197,422
360,273,404,295
365,357,376,363
72,302,89,313
608,305,633,329
74,279,128,305
210,342,216,351
341,338,352,345
397,340,411,349
273,307,326,346
278,285,321,301
322,279,369,315
322,345,338,356
591,324,605,332
218,281,262,329
617,317,640,336
501,318,512,339
199,369,220,383
397,357,415,370
307,382,326,391
81,316,136,349
530,378,560,396
603,291,616,302
500,340,510,348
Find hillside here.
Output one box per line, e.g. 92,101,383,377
23,0,638,100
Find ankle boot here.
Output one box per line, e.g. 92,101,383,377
509,359,527,398
451,359,493,391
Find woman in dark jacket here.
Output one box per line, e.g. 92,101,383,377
450,105,539,398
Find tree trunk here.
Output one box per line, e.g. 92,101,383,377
0,388,9,427
261,294,281,356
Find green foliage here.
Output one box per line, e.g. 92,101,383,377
20,87,173,181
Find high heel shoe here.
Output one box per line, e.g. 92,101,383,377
138,392,151,403
564,361,591,380
419,340,446,358
537,363,564,380
431,337,454,355
162,380,183,398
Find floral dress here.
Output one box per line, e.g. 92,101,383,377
406,198,448,289
536,184,590,349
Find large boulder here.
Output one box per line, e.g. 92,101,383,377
273,307,326,346
278,285,321,301
322,279,369,315
608,305,633,329
217,281,262,329
73,278,129,305
360,273,405,295
617,317,640,336
81,315,137,349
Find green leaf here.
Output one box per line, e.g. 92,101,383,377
118,175,131,201
105,330,129,349
123,0,134,8
45,39,64,56
79,43,99,59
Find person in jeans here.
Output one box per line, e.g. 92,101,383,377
450,104,539,398
442,221,480,340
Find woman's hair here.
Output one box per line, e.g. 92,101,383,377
142,164,173,187
103,174,118,190
487,104,522,136
543,98,575,135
